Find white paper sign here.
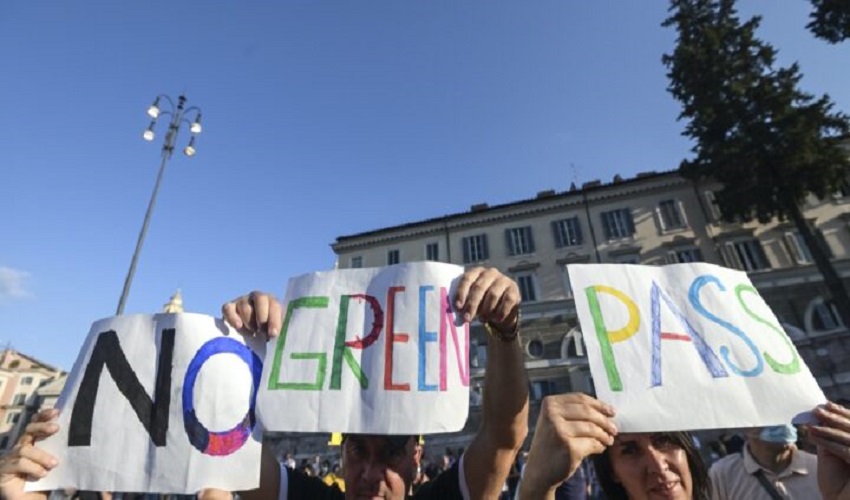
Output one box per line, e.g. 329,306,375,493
29,313,263,493
258,262,470,434
569,263,825,432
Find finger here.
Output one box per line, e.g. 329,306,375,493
557,393,617,418
222,301,244,330
814,405,850,434
4,456,50,479
19,445,58,470
479,280,509,323
31,409,59,424
454,268,484,313
808,423,850,447
490,283,520,326
249,292,270,333
560,420,617,447
540,395,618,437
460,269,500,322
826,401,850,420
267,298,283,338
236,299,257,332
810,434,850,461
23,421,59,441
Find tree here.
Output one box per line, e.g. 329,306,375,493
663,0,850,328
808,0,850,44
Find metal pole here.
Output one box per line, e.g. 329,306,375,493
116,96,186,315
116,152,171,315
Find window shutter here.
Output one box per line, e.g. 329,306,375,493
677,200,688,228
694,248,704,262
721,243,741,269
704,191,721,220
666,251,678,264
505,229,515,256
601,213,612,240
784,232,802,264
462,238,470,264
656,206,667,233
527,227,535,253
553,221,565,248
625,210,635,235
481,235,490,260
574,218,583,245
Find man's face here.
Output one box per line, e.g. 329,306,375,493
343,435,418,500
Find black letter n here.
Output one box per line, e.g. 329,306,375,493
68,328,175,447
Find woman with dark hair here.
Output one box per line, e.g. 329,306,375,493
518,393,710,500
592,431,710,500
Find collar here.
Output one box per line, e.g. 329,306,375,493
743,444,810,477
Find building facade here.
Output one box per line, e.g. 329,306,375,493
0,349,65,451
330,170,850,454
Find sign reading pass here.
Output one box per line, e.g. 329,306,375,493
570,263,825,432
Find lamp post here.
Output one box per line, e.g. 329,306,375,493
116,94,203,315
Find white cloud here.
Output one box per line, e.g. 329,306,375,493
0,267,33,300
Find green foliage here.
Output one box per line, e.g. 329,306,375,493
808,0,850,44
663,0,850,223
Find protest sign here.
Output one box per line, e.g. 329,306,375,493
28,313,263,493
569,263,825,432
257,262,470,434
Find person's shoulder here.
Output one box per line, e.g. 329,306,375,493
709,452,743,475
414,460,464,500
794,448,819,469
285,467,344,500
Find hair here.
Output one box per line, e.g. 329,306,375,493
592,432,711,500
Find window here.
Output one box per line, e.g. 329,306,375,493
425,243,439,261
5,413,19,424
657,200,687,231
462,234,489,263
614,254,640,265
784,231,813,265
11,394,25,406
526,339,544,358
813,300,842,331
20,376,33,386
387,250,400,265
552,217,583,248
833,178,850,198
600,209,635,240
562,268,574,299
704,191,722,220
666,247,704,264
350,256,363,269
515,273,537,302
721,239,770,271
529,380,557,401
506,226,535,256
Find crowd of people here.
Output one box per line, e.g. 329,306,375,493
1,267,849,499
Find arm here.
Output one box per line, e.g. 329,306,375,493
809,401,850,500
238,443,282,500
0,409,60,500
454,267,530,499
223,293,284,500
518,394,615,500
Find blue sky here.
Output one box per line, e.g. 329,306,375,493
1,1,848,370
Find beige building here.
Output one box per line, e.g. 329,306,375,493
330,170,850,453
0,349,65,450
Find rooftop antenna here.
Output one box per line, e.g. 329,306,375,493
569,162,581,191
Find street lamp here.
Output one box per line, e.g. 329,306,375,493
116,94,203,315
